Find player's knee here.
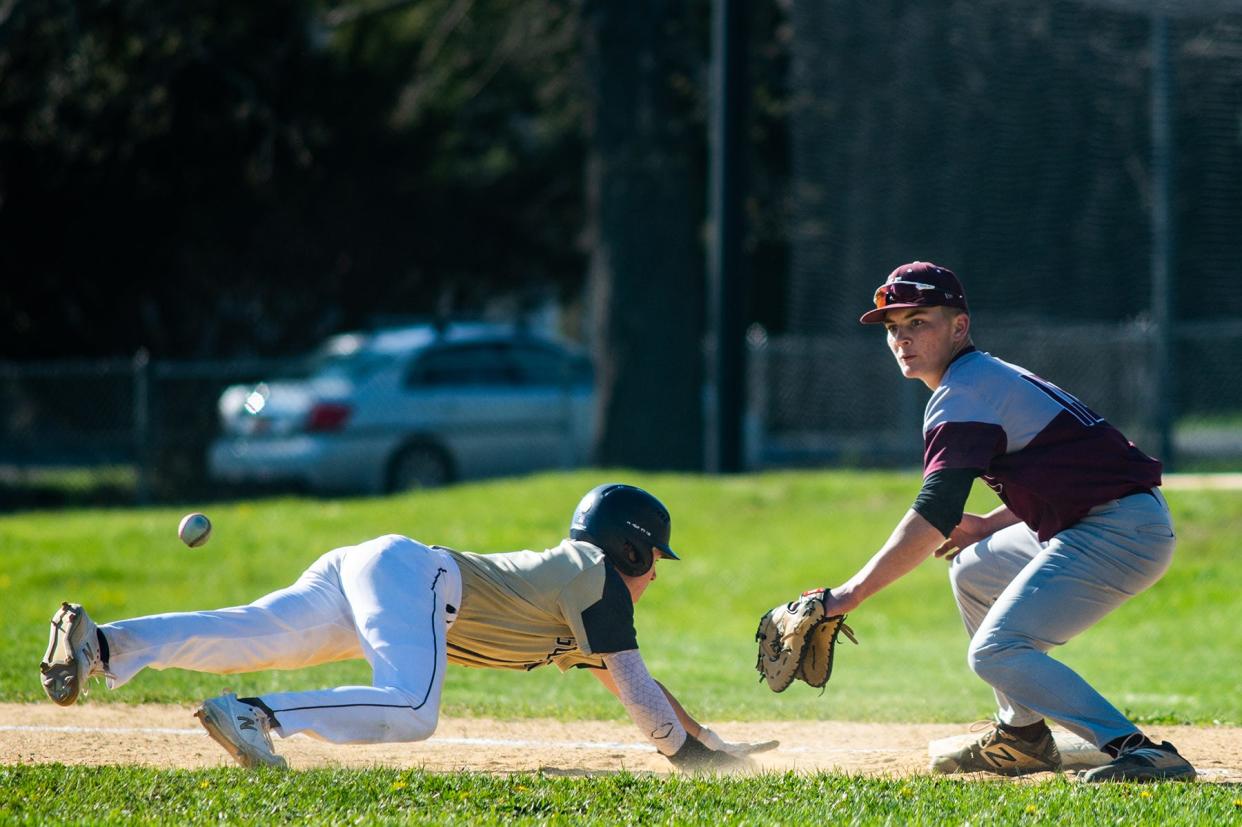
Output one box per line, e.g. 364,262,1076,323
381,707,438,742
947,553,984,599
385,687,441,742
966,640,987,677
967,633,1031,682
967,645,1005,683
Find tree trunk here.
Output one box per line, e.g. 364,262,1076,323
581,0,705,470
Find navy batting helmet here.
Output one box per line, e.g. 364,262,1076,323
569,483,680,577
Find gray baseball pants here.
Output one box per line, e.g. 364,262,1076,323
948,489,1176,748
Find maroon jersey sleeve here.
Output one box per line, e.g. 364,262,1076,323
923,420,1007,475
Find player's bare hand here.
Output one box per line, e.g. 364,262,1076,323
820,586,857,616
933,513,991,560
698,726,779,757
932,537,960,560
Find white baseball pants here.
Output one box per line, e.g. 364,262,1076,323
101,534,462,744
949,490,1176,748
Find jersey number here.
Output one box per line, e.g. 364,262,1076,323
1021,374,1103,427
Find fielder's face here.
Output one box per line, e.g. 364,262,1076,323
624,550,665,604
883,306,970,390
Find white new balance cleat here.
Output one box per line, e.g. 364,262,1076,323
195,693,288,769
40,602,105,706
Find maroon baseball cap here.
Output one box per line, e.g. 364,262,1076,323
859,261,969,324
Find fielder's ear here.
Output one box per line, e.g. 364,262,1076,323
952,311,971,342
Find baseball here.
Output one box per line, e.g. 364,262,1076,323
178,512,212,548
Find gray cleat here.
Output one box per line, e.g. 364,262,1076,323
40,602,104,706
1080,738,1196,783
195,692,288,769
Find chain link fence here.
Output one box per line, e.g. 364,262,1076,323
0,355,287,508
746,319,1242,472
750,0,1242,473
6,1,1241,507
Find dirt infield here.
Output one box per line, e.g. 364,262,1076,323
2,704,1239,782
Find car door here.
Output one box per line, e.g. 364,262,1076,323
400,342,535,479
501,340,588,469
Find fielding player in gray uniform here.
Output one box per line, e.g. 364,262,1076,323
40,484,772,770
809,262,1193,782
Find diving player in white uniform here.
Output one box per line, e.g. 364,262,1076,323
40,484,775,770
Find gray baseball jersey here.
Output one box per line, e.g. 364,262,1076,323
440,539,637,672
923,348,1162,540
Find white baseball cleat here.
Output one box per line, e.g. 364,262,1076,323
40,602,105,706
195,693,288,769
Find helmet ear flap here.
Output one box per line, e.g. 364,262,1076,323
618,539,651,577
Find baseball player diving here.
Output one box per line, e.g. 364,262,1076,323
757,262,1195,782
39,483,774,770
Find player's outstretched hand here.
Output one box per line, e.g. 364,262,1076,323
934,512,992,560
666,734,755,772
698,726,779,757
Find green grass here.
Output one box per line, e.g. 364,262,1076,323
4,466,1237,725
2,469,1240,724
2,765,1240,826
0,464,139,510
3,470,1240,825
1176,412,1242,429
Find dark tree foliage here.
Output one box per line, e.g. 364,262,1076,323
0,0,586,358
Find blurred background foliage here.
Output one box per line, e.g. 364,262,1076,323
0,0,592,358
3,1,1240,489
5,2,1241,362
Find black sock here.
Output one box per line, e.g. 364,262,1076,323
95,629,110,665
239,696,281,728
1102,733,1157,758
999,720,1051,742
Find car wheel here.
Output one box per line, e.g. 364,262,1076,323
386,443,453,492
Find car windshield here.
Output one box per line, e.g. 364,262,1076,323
274,334,402,381
306,350,397,380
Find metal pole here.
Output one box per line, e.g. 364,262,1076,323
133,348,151,504
707,0,747,472
1150,13,1176,467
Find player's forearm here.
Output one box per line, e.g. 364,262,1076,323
655,680,702,739
837,509,944,609
599,650,687,755
592,665,700,735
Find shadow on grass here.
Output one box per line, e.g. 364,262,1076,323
0,478,316,513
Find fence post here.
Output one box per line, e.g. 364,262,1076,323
706,0,749,473
1150,12,1176,468
133,349,151,504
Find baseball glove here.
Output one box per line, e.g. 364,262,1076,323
754,588,857,692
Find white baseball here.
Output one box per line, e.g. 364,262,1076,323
178,512,212,548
